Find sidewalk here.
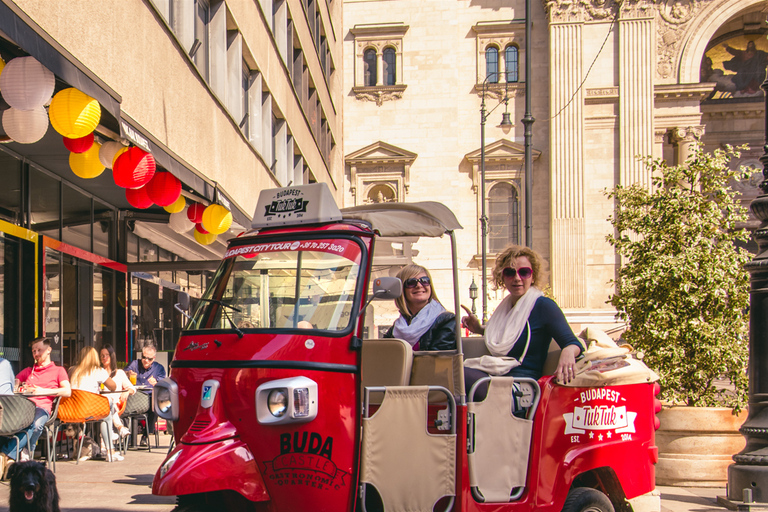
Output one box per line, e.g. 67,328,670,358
0,439,735,512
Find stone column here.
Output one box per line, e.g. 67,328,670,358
548,19,586,308
670,126,704,165
619,13,654,188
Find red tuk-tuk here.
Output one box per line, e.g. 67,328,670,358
151,183,661,512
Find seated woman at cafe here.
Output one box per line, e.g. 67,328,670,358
70,347,121,460
100,344,135,440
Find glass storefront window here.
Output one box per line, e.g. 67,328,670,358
94,266,115,347
30,168,61,240
0,153,21,225
44,249,62,364
0,234,21,367
62,183,92,251
93,200,113,259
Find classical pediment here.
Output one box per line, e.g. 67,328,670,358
465,139,541,165
345,141,418,165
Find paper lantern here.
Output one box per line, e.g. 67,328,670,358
195,223,209,234
126,186,153,209
2,107,48,144
146,171,182,206
169,209,193,233
201,204,233,235
194,227,217,245
69,142,105,179
99,141,123,168
112,147,156,188
0,57,6,82
48,88,101,138
0,56,55,111
63,133,94,153
164,195,186,213
187,203,205,223
112,146,129,167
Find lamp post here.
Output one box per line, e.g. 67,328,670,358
726,18,768,504
469,277,478,316
480,73,514,323
523,0,535,248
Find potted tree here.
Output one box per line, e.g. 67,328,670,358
606,142,751,486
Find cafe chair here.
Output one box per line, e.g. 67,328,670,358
0,394,36,462
55,389,114,463
120,390,156,452
40,396,61,472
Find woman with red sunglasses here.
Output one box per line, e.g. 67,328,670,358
461,245,584,391
383,264,456,351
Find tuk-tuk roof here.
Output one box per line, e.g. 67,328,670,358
341,202,462,237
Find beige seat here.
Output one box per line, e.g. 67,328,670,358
461,337,562,376
361,338,413,389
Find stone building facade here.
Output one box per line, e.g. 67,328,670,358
342,0,766,333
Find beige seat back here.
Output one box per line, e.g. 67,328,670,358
361,386,456,512
410,352,465,398
361,338,413,389
467,377,534,502
462,337,562,377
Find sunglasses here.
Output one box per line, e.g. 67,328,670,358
404,276,431,288
141,356,155,361
502,267,533,279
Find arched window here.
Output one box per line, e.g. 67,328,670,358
488,182,519,252
485,46,499,83
383,47,396,86
364,49,377,86
505,46,519,83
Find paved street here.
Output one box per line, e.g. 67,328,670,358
0,436,738,512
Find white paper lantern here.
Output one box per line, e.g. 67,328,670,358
0,57,55,111
3,106,49,144
169,209,194,234
99,141,123,168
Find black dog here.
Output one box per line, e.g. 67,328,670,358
7,461,60,512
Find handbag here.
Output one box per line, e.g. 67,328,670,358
57,389,110,423
122,391,150,416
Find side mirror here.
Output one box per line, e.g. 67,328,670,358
371,277,402,300
175,292,190,311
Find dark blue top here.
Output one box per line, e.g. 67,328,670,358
124,359,166,387
504,296,583,379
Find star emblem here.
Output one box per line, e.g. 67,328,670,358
589,432,594,439
607,432,612,439
598,434,603,441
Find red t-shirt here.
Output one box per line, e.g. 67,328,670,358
17,363,68,414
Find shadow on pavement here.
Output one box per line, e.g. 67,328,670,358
113,473,156,486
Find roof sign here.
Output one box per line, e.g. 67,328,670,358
251,183,342,229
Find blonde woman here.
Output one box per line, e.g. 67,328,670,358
383,264,456,351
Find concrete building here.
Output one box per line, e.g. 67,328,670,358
0,0,342,370
342,0,766,333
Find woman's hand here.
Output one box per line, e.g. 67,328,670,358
555,345,582,384
460,305,484,335
120,391,130,403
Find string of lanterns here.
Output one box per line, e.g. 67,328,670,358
0,55,235,246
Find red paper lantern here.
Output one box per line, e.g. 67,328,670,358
63,133,94,153
187,203,206,223
146,171,182,206
126,186,153,209
195,223,209,234
112,147,156,189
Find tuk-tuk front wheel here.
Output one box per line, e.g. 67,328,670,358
561,487,615,512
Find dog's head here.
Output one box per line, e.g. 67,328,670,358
8,461,48,504
62,423,81,439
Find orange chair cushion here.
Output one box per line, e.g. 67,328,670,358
58,389,110,423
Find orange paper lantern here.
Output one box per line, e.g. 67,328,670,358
201,204,233,235
69,142,105,179
146,171,182,206
112,147,156,189
187,203,205,223
126,186,154,209
194,228,217,245
164,195,186,214
63,133,94,153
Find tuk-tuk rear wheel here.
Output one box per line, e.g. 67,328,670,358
561,487,615,512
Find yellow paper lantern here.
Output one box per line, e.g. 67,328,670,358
69,142,105,179
112,146,129,167
194,228,217,245
48,88,101,139
0,57,6,82
164,195,186,213
201,204,233,235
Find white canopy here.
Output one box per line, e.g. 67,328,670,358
341,202,462,237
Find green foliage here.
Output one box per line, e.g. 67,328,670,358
606,143,751,412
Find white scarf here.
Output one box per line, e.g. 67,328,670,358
485,287,543,356
392,299,446,347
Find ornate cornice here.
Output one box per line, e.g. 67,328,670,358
541,0,656,23
669,125,705,144
473,83,525,102
352,85,407,107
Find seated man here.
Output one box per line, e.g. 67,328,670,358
0,337,70,473
125,344,166,446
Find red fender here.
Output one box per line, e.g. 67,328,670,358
153,439,270,502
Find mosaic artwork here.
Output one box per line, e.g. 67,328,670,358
701,34,768,100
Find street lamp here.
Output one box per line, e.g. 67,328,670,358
480,73,513,323
469,277,478,316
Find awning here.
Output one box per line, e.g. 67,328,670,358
120,113,252,230
0,0,121,122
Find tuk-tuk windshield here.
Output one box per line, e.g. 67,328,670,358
187,238,363,332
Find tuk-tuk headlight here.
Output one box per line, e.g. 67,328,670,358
153,378,179,421
268,389,288,417
256,377,318,424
